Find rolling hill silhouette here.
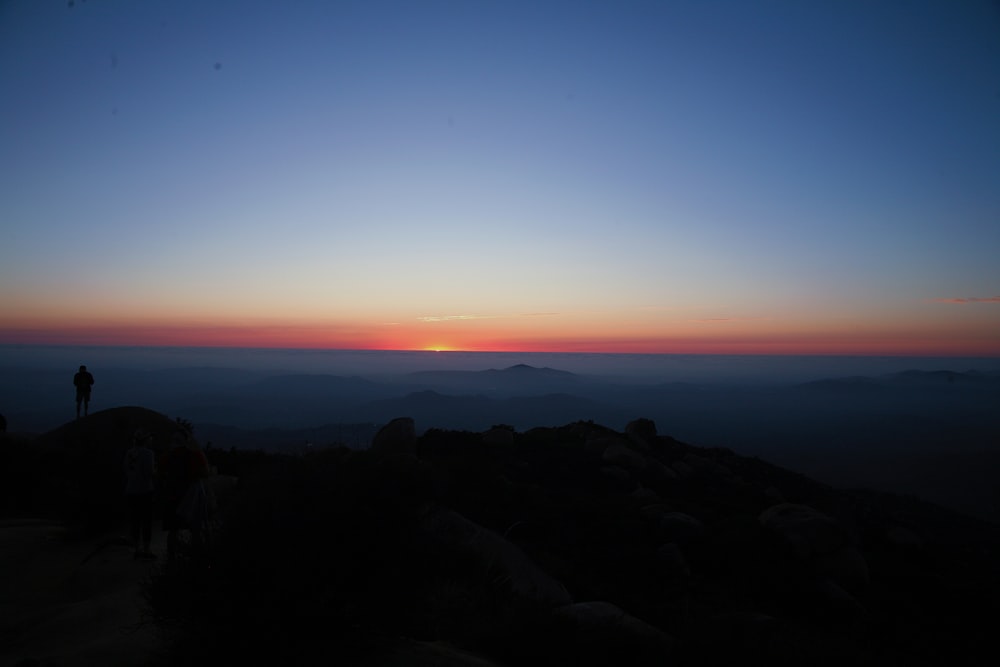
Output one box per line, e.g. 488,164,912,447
2,407,190,530
357,389,623,432
2,364,997,519
404,364,585,395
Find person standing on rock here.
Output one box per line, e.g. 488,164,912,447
124,430,157,559
73,365,94,419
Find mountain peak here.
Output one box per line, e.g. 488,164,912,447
500,364,574,376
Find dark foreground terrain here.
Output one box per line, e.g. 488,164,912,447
2,406,998,665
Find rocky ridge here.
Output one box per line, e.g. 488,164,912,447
167,415,999,665
3,408,998,666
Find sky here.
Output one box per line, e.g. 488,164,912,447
1,0,998,355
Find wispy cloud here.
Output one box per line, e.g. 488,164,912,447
418,312,560,322
931,296,1000,304
417,314,499,322
690,316,770,323
638,305,717,312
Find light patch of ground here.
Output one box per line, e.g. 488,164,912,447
0,518,170,666
0,518,509,666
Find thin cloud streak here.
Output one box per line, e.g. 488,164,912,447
691,317,771,323
931,296,1000,304
417,315,499,322
418,312,561,322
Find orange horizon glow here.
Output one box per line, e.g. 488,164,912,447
0,322,998,357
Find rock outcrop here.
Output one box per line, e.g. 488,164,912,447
109,415,1000,667
370,416,417,456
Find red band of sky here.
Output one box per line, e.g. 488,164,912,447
1,323,997,356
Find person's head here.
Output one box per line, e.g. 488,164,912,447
79,365,87,372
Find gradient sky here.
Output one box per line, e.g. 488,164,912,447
1,0,998,355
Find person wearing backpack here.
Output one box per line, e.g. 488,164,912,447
160,431,210,561
124,429,157,559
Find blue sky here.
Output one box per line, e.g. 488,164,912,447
1,0,998,354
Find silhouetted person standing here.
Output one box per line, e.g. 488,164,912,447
73,365,94,419
161,431,210,562
124,430,157,559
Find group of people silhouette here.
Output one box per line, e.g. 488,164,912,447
0,365,213,562
124,426,211,561
71,363,212,561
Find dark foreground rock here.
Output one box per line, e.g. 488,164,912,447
6,414,999,666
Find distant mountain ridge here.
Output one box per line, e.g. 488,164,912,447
402,364,584,397
3,362,998,523
411,363,577,377
798,369,1000,391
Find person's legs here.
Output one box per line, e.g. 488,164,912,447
167,528,179,560
83,391,90,416
139,493,153,555
191,519,205,561
164,496,182,561
127,495,142,556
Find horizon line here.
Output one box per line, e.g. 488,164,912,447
1,342,999,359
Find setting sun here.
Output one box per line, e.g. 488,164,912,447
1,0,998,359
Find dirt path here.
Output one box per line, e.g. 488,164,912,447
0,517,516,666
0,518,170,666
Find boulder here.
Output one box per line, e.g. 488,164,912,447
482,427,514,446
602,442,647,471
625,418,657,443
758,503,847,558
763,486,785,503
658,511,705,543
814,545,870,593
654,542,691,578
370,417,417,457
380,639,508,666
419,505,571,608
886,525,923,550
552,601,675,656
642,506,704,543
759,503,871,605
631,486,660,505
670,460,696,478
646,458,680,483
599,465,633,488
803,577,867,620
683,452,712,470
584,435,618,456
708,611,777,658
